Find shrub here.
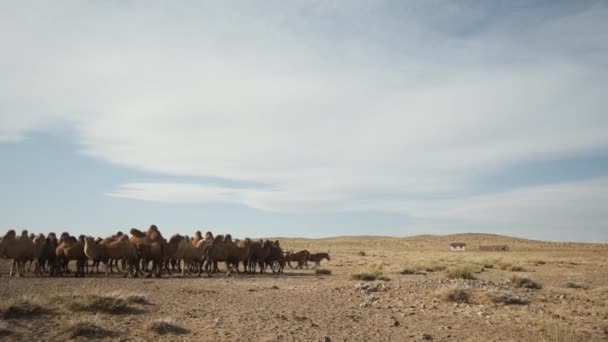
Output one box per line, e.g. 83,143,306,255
63,320,115,339
377,275,391,281
0,298,49,319
508,265,526,272
315,268,331,275
565,282,587,289
147,319,190,335
446,267,476,280
66,293,146,314
511,276,542,289
351,272,377,281
439,287,471,303
400,268,416,275
487,291,529,305
357,251,366,256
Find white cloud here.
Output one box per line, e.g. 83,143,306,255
1,2,608,234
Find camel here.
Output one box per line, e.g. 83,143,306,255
56,235,87,277
85,236,139,277
204,234,238,274
286,249,310,270
266,240,285,274
0,230,36,276
40,234,59,276
130,225,164,278
249,240,273,274
231,238,253,273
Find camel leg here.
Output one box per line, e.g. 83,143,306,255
9,260,15,276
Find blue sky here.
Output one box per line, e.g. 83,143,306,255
1,1,607,242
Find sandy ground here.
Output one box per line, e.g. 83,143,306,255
1,233,607,341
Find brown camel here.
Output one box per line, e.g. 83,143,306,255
130,225,164,278
85,236,139,277
306,252,331,268
0,230,35,276
55,235,87,277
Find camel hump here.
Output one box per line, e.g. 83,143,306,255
149,224,159,232
130,228,145,237
3,230,16,239
224,234,233,242
169,234,182,243
118,235,129,242
213,235,224,243
20,230,29,237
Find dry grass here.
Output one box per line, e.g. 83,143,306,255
564,282,587,289
63,317,115,339
511,276,543,289
147,318,190,335
351,263,384,281
65,292,148,314
399,268,417,275
0,295,50,319
315,268,332,275
446,266,476,280
0,321,12,337
529,319,578,342
351,272,378,281
486,290,530,305
437,287,471,303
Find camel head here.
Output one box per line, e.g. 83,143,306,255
130,228,145,238
204,231,214,241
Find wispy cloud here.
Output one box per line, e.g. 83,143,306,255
1,2,607,238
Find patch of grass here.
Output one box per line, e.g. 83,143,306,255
147,318,190,335
63,318,115,339
351,272,377,281
498,262,512,270
0,297,50,319
400,268,416,275
446,267,476,280
356,251,366,256
507,265,527,272
66,293,147,314
0,321,12,337
377,275,391,281
487,290,529,305
438,287,471,303
483,263,494,269
315,268,331,275
565,282,587,289
511,276,542,289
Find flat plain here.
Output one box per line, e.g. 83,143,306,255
1,233,607,341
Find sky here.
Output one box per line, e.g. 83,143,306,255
1,1,607,242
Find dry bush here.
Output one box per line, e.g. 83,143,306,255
377,275,391,281
315,268,331,275
511,276,542,289
356,251,366,256
66,292,147,314
483,263,494,269
0,321,12,337
486,290,529,305
437,287,471,303
528,319,577,342
352,263,384,281
498,262,512,270
0,296,50,319
351,272,377,281
446,267,476,280
507,265,527,272
564,282,587,289
63,318,115,339
147,318,189,335
399,268,416,275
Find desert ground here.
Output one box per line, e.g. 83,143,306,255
1,233,607,341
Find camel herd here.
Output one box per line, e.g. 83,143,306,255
0,225,330,278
